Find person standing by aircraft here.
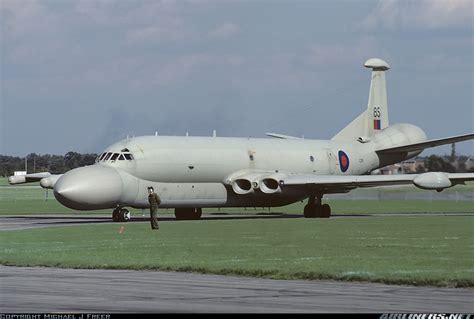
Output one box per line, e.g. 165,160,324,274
148,187,161,229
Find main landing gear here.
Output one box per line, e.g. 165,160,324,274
112,207,131,222
303,194,331,218
175,208,202,220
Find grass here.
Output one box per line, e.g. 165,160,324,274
1,216,473,287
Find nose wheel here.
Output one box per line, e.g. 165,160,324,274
303,195,331,218
112,207,131,222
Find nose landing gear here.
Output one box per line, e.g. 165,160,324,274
112,207,131,222
303,194,331,218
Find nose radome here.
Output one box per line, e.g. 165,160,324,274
54,165,123,210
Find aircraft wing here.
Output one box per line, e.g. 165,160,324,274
376,133,474,154
8,172,62,189
280,172,474,193
265,133,303,140
226,169,474,194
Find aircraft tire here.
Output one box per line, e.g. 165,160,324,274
321,204,331,218
175,208,202,220
112,209,120,222
120,208,131,222
303,204,316,218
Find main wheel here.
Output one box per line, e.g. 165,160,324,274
175,208,202,220
321,204,331,218
303,204,316,218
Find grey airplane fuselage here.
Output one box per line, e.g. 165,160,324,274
53,123,426,211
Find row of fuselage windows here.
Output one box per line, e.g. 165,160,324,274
97,152,134,162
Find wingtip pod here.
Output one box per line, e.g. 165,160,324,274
364,58,390,71
413,172,452,191
8,175,26,184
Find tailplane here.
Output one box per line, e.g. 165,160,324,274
332,58,390,142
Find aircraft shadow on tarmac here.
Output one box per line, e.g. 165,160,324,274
2,213,376,228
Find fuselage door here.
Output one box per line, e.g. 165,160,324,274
326,150,338,175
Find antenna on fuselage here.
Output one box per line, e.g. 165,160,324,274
213,130,217,137
155,131,158,136
186,132,189,137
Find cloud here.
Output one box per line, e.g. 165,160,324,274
363,0,472,30
126,25,186,44
305,36,387,70
208,23,240,39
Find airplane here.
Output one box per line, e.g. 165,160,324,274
9,58,474,222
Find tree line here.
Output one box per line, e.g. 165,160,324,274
0,152,98,177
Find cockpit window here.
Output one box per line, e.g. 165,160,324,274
100,151,134,162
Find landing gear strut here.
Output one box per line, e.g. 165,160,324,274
175,208,202,220
303,194,331,218
112,207,131,222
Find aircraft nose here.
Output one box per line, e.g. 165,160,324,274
54,165,123,210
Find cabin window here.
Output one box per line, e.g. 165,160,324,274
104,152,112,161
110,153,119,161
310,155,315,162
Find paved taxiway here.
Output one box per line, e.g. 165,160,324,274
0,213,302,231
2,212,471,231
1,266,473,313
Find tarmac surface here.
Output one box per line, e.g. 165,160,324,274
1,212,472,231
1,265,473,313
0,213,302,231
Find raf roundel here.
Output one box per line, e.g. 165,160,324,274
338,150,350,173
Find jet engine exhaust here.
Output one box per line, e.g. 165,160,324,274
260,178,281,194
232,179,254,195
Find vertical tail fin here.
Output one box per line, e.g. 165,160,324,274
332,58,390,141
365,58,390,134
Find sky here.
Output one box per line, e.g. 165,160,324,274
1,0,473,157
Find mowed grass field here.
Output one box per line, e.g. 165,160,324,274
1,216,473,287
1,177,473,287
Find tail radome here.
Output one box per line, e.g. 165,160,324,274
332,58,390,142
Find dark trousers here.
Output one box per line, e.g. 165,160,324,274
150,206,159,229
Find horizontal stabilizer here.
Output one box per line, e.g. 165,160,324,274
376,133,474,154
266,133,303,140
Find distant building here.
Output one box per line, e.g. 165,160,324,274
14,171,27,176
375,159,425,175
465,157,474,171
